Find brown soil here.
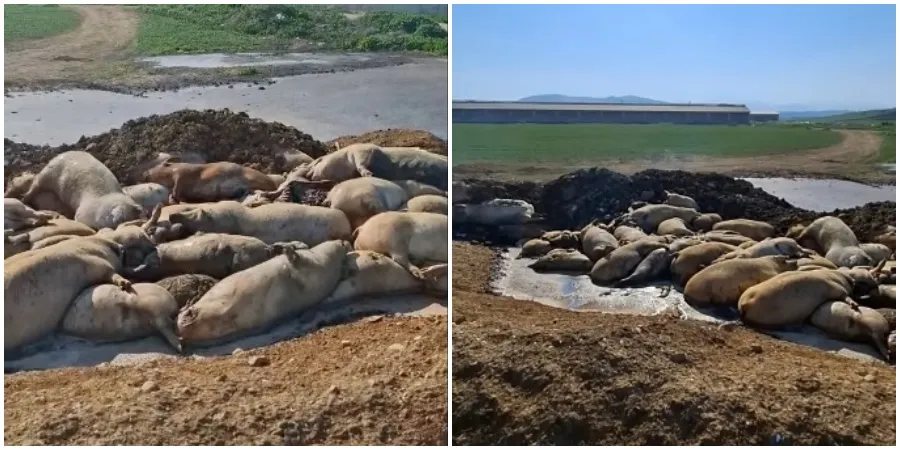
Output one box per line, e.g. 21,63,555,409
329,129,448,155
4,109,329,185
5,315,448,445
455,130,892,185
451,243,896,445
4,6,139,88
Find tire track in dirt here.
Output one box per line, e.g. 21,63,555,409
5,5,138,85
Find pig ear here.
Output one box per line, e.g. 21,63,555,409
419,264,448,281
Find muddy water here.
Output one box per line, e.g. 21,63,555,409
5,294,446,372
742,177,895,211
494,247,884,363
4,60,448,145
139,52,378,69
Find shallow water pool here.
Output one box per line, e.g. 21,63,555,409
741,177,895,211
494,247,885,363
4,60,448,145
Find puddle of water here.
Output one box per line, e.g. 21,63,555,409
741,177,895,212
495,247,884,363
4,61,448,145
5,294,445,372
139,52,374,69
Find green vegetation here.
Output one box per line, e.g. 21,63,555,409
133,5,447,56
876,126,895,163
4,4,80,42
810,108,896,125
452,124,844,165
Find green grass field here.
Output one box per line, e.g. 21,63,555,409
452,124,844,165
877,128,896,163
4,4,80,42
133,5,448,56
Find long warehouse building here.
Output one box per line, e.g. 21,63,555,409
453,101,752,125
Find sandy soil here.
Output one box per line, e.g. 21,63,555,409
5,315,448,445
451,243,896,445
4,6,139,87
455,130,892,184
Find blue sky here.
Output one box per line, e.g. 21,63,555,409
452,4,896,111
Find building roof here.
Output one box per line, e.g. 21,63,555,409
750,111,780,116
452,101,750,114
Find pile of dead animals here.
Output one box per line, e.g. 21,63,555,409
4,142,448,358
487,190,896,361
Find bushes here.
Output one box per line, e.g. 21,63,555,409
136,5,448,55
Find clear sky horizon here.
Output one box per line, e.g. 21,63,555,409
452,4,896,111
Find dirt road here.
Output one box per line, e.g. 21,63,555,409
5,6,138,87
5,315,448,445
455,130,891,184
3,5,420,94
451,243,895,445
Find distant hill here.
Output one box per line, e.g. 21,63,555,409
518,94,667,104
779,110,853,121
811,108,896,123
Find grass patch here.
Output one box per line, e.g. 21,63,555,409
134,12,277,55
877,128,896,163
133,5,447,56
4,4,80,42
452,124,844,165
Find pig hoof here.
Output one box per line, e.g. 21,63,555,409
112,274,133,292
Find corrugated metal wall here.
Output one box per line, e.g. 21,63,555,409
453,109,751,125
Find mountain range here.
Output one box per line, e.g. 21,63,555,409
515,94,891,121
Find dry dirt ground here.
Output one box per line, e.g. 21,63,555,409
4,315,448,445
4,6,139,88
451,243,896,445
455,129,892,184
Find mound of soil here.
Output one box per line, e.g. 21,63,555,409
4,109,329,185
4,315,448,446
156,274,218,310
456,168,895,244
451,243,896,446
328,129,448,155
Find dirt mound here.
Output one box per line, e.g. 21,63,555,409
156,274,218,309
456,168,895,243
451,243,896,446
328,129,448,155
4,109,329,185
4,315,448,445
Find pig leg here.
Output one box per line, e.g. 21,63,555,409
389,252,426,280
168,176,184,204
152,314,182,353
6,232,30,246
350,154,374,177
110,273,134,293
